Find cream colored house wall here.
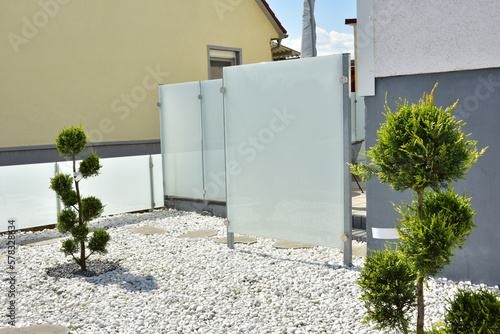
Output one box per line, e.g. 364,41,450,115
0,0,279,148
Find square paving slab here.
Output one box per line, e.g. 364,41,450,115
177,229,219,238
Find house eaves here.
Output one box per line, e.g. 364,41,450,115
255,0,288,39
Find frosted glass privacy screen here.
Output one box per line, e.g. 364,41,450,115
151,154,164,207
159,80,226,202
0,162,57,231
59,155,153,216
200,79,225,201
159,82,204,199
223,55,347,248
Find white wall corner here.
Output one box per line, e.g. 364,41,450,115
356,0,375,97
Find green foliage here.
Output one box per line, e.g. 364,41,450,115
54,124,87,159
79,150,101,178
50,173,73,194
70,223,89,243
50,123,110,271
395,188,476,278
56,208,78,234
351,83,486,193
445,287,500,334
357,247,417,333
81,196,104,222
50,173,78,207
88,229,111,254
425,326,449,334
61,238,78,256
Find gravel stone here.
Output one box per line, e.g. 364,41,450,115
0,208,497,334
46,261,120,278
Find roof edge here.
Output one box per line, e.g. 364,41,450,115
255,0,287,39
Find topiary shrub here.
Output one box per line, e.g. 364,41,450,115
357,247,417,334
444,287,500,334
352,83,487,334
50,124,110,271
395,188,476,278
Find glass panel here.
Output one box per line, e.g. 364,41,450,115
201,79,226,201
351,93,357,142
59,155,151,216
151,154,164,207
159,82,204,199
0,162,57,231
0,154,163,232
223,55,345,248
355,95,366,161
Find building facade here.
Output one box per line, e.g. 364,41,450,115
0,0,286,165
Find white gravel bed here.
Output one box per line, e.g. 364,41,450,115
0,209,498,333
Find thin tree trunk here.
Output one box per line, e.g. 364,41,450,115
417,191,423,222
416,191,424,334
73,155,86,271
416,275,424,334
80,240,86,271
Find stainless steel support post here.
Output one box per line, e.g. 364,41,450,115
342,53,353,267
221,81,233,250
227,229,234,249
199,81,209,212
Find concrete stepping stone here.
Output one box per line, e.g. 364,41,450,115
352,244,367,257
0,254,5,260
178,229,218,238
132,226,167,234
0,324,69,334
340,244,367,258
20,237,66,246
215,236,257,244
273,240,315,249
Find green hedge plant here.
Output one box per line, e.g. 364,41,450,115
50,124,110,271
444,287,500,334
357,247,417,333
352,83,487,334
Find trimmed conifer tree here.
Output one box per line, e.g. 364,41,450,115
352,83,487,334
50,124,110,271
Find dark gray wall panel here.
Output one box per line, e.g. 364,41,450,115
365,67,500,285
0,140,160,166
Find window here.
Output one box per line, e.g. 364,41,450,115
207,46,241,80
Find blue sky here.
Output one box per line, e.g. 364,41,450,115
265,0,356,56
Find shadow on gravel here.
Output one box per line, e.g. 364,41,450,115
46,261,158,292
46,260,120,278
89,267,158,292
237,249,362,271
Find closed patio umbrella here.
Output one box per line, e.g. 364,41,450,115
301,0,317,58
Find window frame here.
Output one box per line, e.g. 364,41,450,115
207,45,242,80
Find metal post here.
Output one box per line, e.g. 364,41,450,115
54,162,61,216
158,85,168,208
227,229,234,249
220,81,233,250
199,81,209,212
342,53,353,267
223,219,234,248
149,155,155,210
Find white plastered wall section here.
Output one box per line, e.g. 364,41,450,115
356,0,375,96
372,0,500,78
